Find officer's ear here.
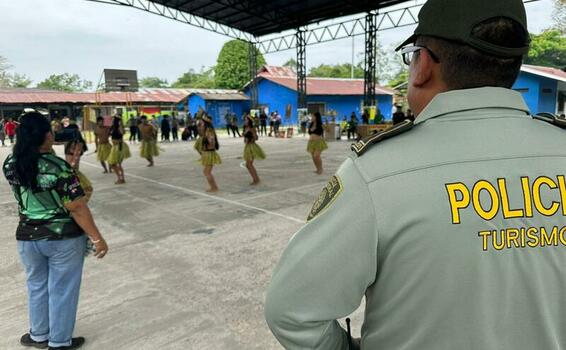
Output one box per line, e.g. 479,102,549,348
410,49,435,88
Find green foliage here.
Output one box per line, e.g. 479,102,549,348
553,0,566,34
524,30,566,68
387,69,409,93
8,73,32,88
309,63,364,78
0,56,32,88
283,58,297,70
172,67,215,88
36,73,92,92
215,40,266,89
139,76,169,88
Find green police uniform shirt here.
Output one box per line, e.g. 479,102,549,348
265,87,566,349
3,152,85,241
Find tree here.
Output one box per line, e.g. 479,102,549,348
215,40,266,89
139,76,169,88
309,63,364,78
172,67,215,88
36,73,92,92
283,58,297,71
524,29,566,68
0,56,32,88
8,73,32,88
553,0,566,34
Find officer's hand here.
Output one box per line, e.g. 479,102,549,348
94,238,109,259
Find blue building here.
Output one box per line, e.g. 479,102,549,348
513,65,566,115
184,90,250,126
245,66,395,125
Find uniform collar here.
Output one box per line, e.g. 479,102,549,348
415,87,530,124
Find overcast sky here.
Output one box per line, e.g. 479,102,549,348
0,0,556,87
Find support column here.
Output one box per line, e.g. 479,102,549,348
248,41,259,109
363,12,377,109
296,29,307,109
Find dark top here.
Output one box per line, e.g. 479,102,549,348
244,129,255,143
393,112,406,125
308,122,323,136
3,153,85,241
63,124,88,155
111,120,124,140
202,130,219,151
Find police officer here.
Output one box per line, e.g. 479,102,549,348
265,0,566,349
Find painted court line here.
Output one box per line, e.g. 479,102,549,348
238,181,327,202
81,160,305,224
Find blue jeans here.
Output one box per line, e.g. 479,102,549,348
18,235,86,348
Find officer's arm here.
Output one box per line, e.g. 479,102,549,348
265,157,377,350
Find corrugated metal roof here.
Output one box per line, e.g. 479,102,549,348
0,88,191,105
521,65,566,83
257,70,396,96
192,92,249,101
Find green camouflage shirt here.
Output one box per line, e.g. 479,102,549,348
3,153,85,240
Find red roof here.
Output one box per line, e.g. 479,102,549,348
521,65,566,83
0,88,198,105
256,65,396,96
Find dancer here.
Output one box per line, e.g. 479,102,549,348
139,115,159,167
243,114,266,185
94,117,112,173
62,119,94,201
193,117,205,157
201,115,220,192
307,112,327,175
107,116,131,184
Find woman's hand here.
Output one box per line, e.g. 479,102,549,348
93,238,109,259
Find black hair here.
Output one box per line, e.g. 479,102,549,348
244,115,253,129
96,117,103,122
314,112,323,126
419,17,528,89
13,112,51,190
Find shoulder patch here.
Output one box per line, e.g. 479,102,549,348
307,175,343,222
351,119,414,157
532,113,566,129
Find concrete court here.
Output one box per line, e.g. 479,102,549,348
0,134,367,350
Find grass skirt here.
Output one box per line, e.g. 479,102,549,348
97,143,111,162
243,143,266,161
194,137,203,154
307,139,328,154
201,151,221,166
107,141,131,165
76,169,93,202
140,140,159,159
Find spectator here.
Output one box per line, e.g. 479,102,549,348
225,113,233,136
406,109,416,122
5,117,18,144
259,111,268,136
3,112,108,350
128,115,138,144
161,115,171,142
0,118,5,146
361,110,369,124
231,113,241,137
171,114,179,141
347,114,358,140
392,105,406,125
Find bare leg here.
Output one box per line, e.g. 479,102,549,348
100,161,108,173
313,151,323,174
146,156,154,167
117,164,126,183
204,166,219,192
246,160,260,185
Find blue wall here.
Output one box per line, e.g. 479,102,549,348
513,71,558,114
256,79,298,125
247,79,394,125
187,95,249,126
